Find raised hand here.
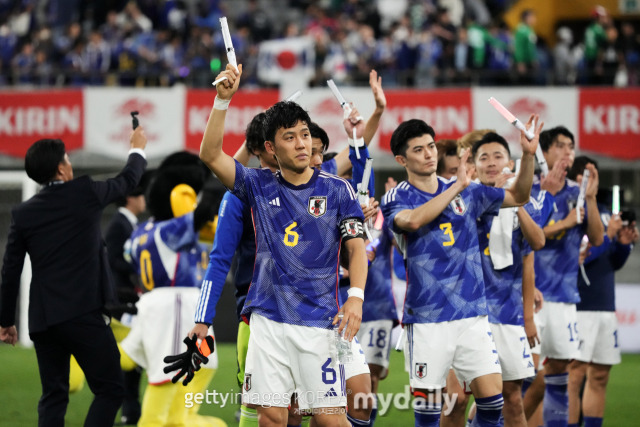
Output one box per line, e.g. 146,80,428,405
541,158,568,195
584,163,599,198
343,105,365,139
520,114,544,156
215,63,243,100
369,69,386,111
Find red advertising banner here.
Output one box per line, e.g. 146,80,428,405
185,89,279,155
377,89,472,152
0,90,83,158
579,88,640,160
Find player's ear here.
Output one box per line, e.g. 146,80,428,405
508,159,514,170
264,140,276,156
394,154,407,167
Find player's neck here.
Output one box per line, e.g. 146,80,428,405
407,171,438,193
279,166,314,186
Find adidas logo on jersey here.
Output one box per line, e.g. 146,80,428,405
374,351,383,358
528,361,534,368
324,387,338,397
269,197,280,207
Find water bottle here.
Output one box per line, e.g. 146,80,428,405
334,313,353,364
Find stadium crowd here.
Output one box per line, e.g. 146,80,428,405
1,0,640,88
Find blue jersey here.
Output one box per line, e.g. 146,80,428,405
531,178,586,303
577,206,631,312
478,201,540,325
322,158,338,175
337,220,399,323
127,212,209,290
362,221,399,323
194,191,254,324
381,178,504,324
232,161,364,329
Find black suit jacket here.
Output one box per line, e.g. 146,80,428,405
105,211,138,300
0,152,146,334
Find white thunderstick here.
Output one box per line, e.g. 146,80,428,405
212,17,238,87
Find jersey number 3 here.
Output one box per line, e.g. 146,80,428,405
284,222,299,247
440,222,455,246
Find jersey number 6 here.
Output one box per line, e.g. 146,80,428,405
284,222,299,247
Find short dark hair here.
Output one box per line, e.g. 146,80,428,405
390,119,436,157
436,139,458,175
540,126,574,152
245,112,267,155
471,132,511,159
568,155,599,180
309,122,330,152
263,101,312,143
521,9,534,21
25,139,66,184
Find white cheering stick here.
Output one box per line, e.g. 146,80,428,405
212,17,238,87
285,89,303,102
576,169,590,224
327,79,363,159
612,185,620,215
358,158,374,241
488,97,549,177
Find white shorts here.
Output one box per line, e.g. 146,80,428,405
344,335,370,380
121,287,218,384
356,319,394,370
405,316,501,390
576,311,621,365
490,323,536,381
531,301,580,360
243,313,347,410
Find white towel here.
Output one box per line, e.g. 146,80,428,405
489,207,515,269
489,167,516,270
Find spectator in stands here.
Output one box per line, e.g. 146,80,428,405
584,6,610,85
554,27,577,85
514,9,538,85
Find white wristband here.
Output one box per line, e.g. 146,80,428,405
214,96,231,111
347,287,364,301
348,137,365,148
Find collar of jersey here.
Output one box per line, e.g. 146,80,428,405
276,167,320,190
406,177,443,196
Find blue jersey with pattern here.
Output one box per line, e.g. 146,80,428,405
337,220,399,324
127,212,208,290
531,178,586,303
478,201,540,325
322,158,338,175
362,220,399,323
231,161,364,329
381,178,504,324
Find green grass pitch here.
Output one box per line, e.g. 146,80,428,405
1,343,638,426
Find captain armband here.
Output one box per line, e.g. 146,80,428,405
340,217,365,241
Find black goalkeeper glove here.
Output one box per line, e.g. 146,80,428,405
163,335,214,386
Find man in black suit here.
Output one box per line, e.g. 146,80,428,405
105,182,147,426
0,127,147,427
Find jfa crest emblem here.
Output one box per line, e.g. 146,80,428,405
308,196,327,217
244,374,251,391
415,363,427,379
450,194,467,215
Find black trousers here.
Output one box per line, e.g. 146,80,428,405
31,310,124,427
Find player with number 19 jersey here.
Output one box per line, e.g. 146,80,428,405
531,178,585,303
381,178,504,324
232,160,364,329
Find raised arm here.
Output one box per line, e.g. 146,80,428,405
334,70,386,176
502,115,543,207
233,140,252,166
199,64,243,189
584,164,605,246
394,150,472,232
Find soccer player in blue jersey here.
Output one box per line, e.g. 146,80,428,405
567,157,638,427
381,116,543,427
525,127,604,427
472,132,545,426
196,64,368,427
